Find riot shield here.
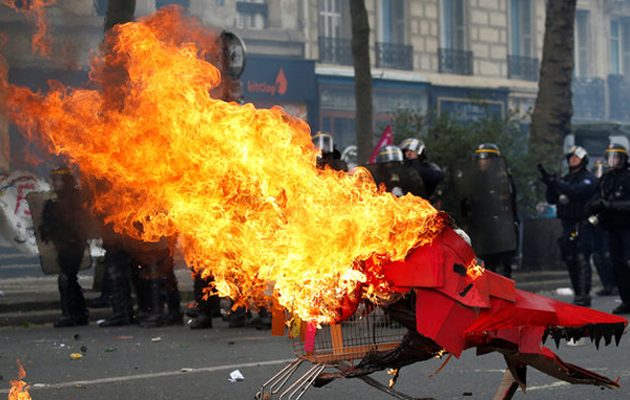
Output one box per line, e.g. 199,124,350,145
26,191,91,275
451,157,517,256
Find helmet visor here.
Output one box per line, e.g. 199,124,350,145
376,147,403,163
313,134,334,154
607,151,623,169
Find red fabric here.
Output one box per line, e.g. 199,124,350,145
367,125,393,164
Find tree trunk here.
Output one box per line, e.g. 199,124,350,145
530,0,577,154
104,0,136,32
350,0,373,164
102,0,136,110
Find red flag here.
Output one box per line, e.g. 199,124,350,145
368,125,393,164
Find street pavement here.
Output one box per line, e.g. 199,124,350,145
0,295,628,400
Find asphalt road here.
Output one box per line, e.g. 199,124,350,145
0,296,628,400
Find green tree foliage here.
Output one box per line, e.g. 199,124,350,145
389,108,555,218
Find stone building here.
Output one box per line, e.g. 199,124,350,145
3,0,630,167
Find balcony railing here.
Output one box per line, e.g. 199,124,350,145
507,55,539,81
375,42,413,70
608,74,630,121
438,48,473,75
573,77,606,120
318,37,353,66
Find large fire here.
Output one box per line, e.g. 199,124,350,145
8,359,31,400
0,8,446,323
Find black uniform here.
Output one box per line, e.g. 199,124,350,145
40,187,89,326
404,158,444,198
368,162,426,198
591,165,630,309
545,167,598,306
317,149,348,172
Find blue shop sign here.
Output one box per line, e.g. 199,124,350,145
432,86,508,122
241,55,316,102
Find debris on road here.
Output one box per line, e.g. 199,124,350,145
556,287,574,296
151,337,162,343
104,347,117,353
181,368,194,373
70,353,83,360
228,369,244,382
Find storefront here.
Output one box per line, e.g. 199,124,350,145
240,55,318,129
317,75,429,151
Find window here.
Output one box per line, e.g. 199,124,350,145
610,18,630,77
509,0,533,57
318,0,352,65
376,0,411,69
507,0,538,81
236,0,267,30
319,0,343,38
575,10,590,77
156,0,189,9
612,20,621,75
440,0,466,50
378,0,405,44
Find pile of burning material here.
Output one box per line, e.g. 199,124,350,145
0,7,627,400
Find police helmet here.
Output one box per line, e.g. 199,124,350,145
400,138,426,157
376,145,404,164
312,131,334,155
566,145,589,166
604,143,629,169
474,143,501,159
50,166,76,192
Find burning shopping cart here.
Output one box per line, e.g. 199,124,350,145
256,303,434,400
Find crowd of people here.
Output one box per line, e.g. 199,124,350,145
39,132,630,330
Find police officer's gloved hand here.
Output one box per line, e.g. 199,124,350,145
541,174,556,186
589,199,610,213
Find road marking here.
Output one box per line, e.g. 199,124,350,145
0,358,295,393
527,381,570,391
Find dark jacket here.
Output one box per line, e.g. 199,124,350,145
594,166,630,229
317,151,348,172
377,162,426,198
546,167,598,222
405,159,444,198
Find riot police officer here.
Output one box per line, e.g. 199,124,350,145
453,144,518,277
312,131,348,172
399,138,444,198
40,167,89,327
371,145,426,197
591,160,618,296
541,146,597,307
589,143,630,314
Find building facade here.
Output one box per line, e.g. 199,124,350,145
3,0,630,167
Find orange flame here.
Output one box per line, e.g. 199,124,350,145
2,0,56,57
0,8,446,324
466,259,485,281
8,359,31,400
